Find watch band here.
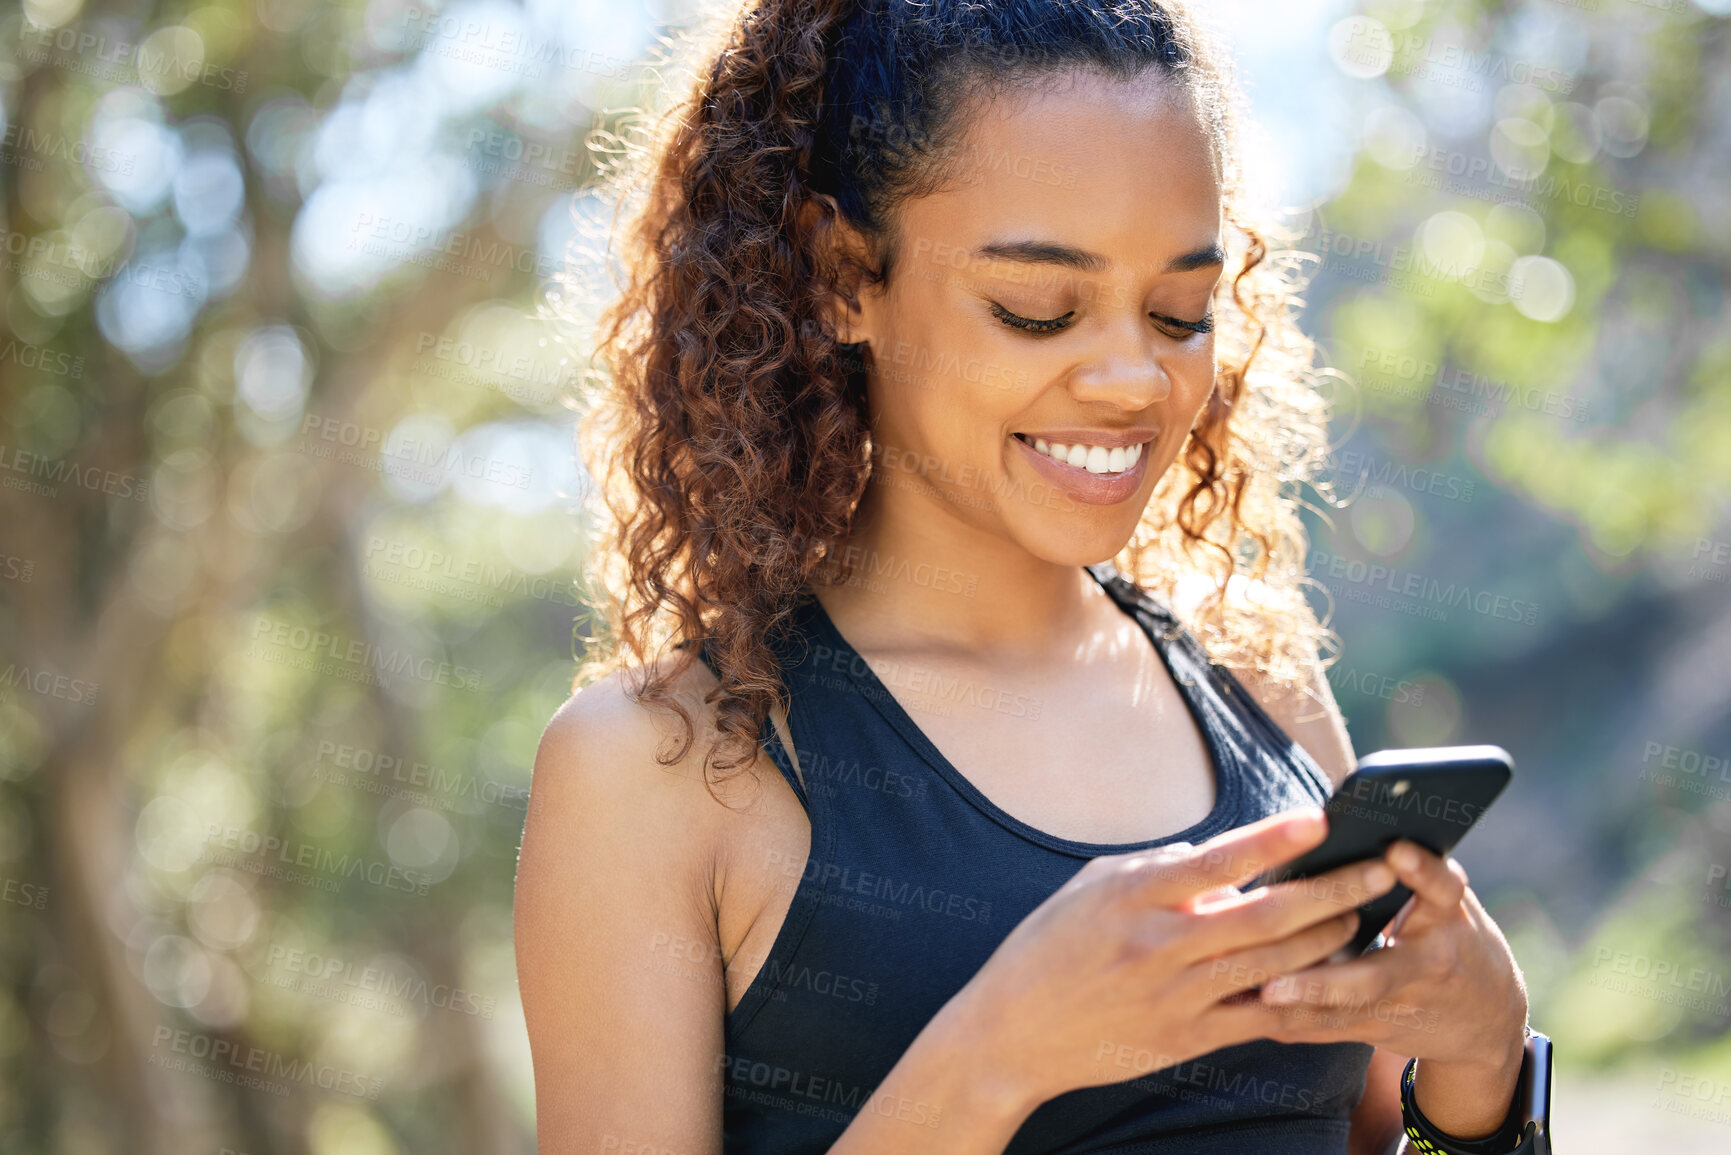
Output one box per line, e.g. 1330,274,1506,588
1397,1029,1551,1155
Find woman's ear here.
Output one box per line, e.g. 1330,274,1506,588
796,192,876,347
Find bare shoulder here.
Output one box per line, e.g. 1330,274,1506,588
513,655,730,956
521,653,752,873
535,656,723,801
512,651,754,1151
1223,656,1356,790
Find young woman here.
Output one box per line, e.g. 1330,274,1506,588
515,2,1532,1152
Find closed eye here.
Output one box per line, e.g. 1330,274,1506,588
989,301,1074,334
991,301,1214,338
1152,311,1215,338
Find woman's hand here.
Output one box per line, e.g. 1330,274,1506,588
929,807,1402,1120
1257,839,1530,1140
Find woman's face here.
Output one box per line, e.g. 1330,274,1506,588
844,66,1225,565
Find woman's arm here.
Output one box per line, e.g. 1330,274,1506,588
514,672,730,1155
1349,1047,1410,1155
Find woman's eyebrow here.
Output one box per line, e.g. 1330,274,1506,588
971,239,1226,274
973,240,1108,272
1165,242,1226,273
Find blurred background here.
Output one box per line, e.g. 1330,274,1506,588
0,0,1726,1152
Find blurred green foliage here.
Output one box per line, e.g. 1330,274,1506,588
1303,0,1731,1120
0,0,1726,1152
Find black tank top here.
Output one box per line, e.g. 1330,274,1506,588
699,561,1371,1153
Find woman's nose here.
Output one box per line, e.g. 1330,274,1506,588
1067,350,1174,407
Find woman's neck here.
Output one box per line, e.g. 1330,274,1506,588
810,489,1113,665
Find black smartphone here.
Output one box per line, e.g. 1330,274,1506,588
1246,745,1513,955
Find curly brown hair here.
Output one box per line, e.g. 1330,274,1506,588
558,0,1341,792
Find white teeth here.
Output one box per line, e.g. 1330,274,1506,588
1023,436,1146,475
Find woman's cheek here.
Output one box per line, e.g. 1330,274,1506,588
1172,350,1217,410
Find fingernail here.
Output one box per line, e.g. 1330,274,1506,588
1391,844,1420,872
1365,863,1395,892
1264,977,1298,1004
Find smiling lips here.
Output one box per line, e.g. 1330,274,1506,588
1012,431,1153,476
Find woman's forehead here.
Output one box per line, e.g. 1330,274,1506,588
893,73,1224,277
